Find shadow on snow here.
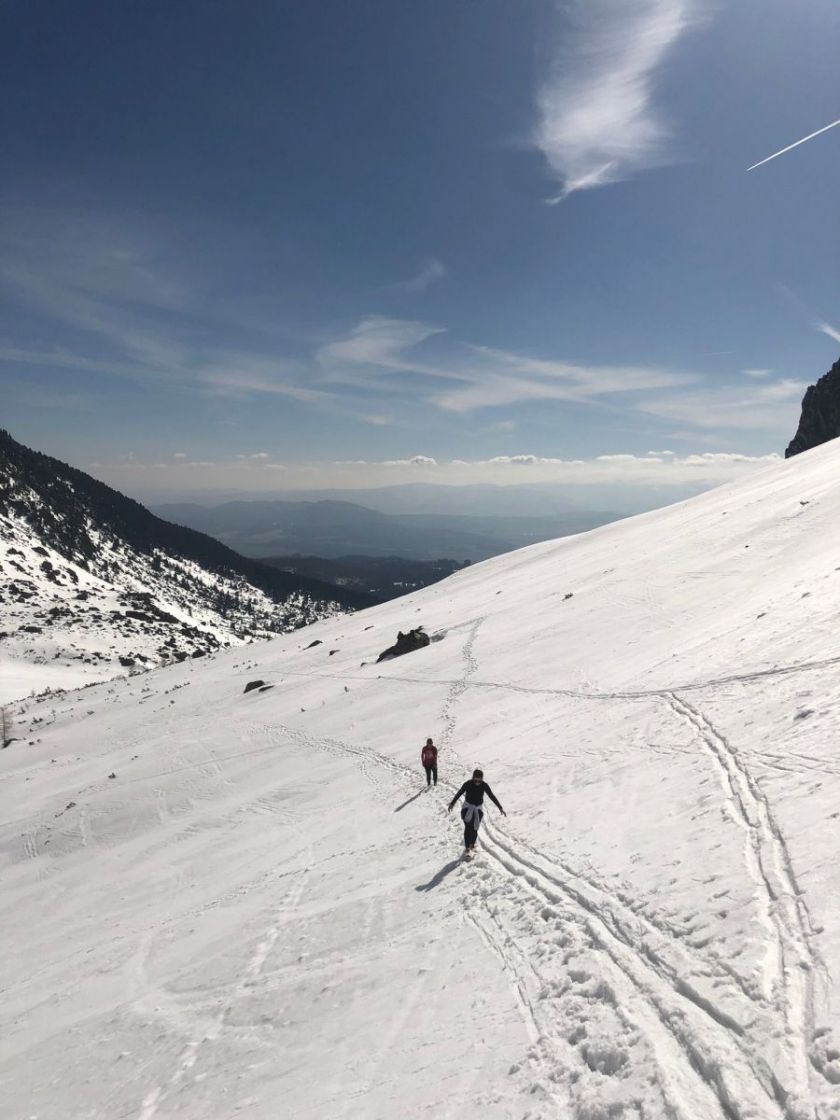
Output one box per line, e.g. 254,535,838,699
415,858,463,892
393,788,430,813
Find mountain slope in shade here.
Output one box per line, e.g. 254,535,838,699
0,430,374,702
3,439,840,1118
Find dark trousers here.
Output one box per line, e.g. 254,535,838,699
461,805,482,848
424,764,437,786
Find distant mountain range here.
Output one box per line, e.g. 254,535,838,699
0,430,374,700
153,498,618,561
224,483,607,517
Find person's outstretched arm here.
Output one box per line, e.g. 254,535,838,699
448,783,467,812
484,784,506,815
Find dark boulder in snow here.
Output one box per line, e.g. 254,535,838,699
243,680,266,694
376,627,430,663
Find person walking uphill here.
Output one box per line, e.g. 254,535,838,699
421,738,438,787
448,769,505,856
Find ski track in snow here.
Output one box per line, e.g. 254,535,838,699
137,858,312,1120
437,621,784,1119
281,645,840,708
9,626,830,1118
470,834,741,1120
138,873,313,1120
240,622,782,1117
666,693,830,1116
258,618,835,1119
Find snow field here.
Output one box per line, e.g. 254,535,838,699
4,441,840,1117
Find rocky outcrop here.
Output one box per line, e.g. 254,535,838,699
785,357,840,458
376,627,430,663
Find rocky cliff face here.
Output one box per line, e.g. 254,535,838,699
785,357,840,457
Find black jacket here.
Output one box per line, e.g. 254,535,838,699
448,779,503,813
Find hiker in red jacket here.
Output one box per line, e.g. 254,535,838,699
421,738,438,787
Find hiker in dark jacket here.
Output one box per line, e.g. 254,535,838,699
448,769,505,853
421,738,438,786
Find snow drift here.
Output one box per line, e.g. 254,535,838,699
3,440,840,1119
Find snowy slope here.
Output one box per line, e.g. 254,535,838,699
0,431,373,704
0,498,344,704
3,440,840,1119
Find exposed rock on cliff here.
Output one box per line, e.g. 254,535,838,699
785,357,840,457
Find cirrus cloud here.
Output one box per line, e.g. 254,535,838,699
319,315,694,413
535,0,704,200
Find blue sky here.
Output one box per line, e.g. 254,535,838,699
2,0,839,502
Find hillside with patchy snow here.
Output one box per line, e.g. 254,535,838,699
3,440,840,1119
0,430,373,703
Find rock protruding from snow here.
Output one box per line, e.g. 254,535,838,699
785,355,840,457
376,626,430,662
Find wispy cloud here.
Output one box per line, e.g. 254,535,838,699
776,285,840,351
196,356,331,403
639,378,807,430
817,321,840,346
0,211,340,410
394,257,446,292
430,346,691,412
747,118,840,172
534,0,702,200
321,316,800,439
320,315,694,412
0,214,193,371
318,315,444,369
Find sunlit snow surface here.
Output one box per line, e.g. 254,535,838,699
3,442,840,1119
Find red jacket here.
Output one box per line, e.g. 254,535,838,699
421,744,438,766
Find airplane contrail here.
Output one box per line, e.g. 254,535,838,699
747,117,840,171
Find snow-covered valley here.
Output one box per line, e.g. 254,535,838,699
3,440,840,1119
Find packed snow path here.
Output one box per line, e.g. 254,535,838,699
4,441,840,1118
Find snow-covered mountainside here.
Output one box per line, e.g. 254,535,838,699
4,440,840,1120
0,430,374,702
